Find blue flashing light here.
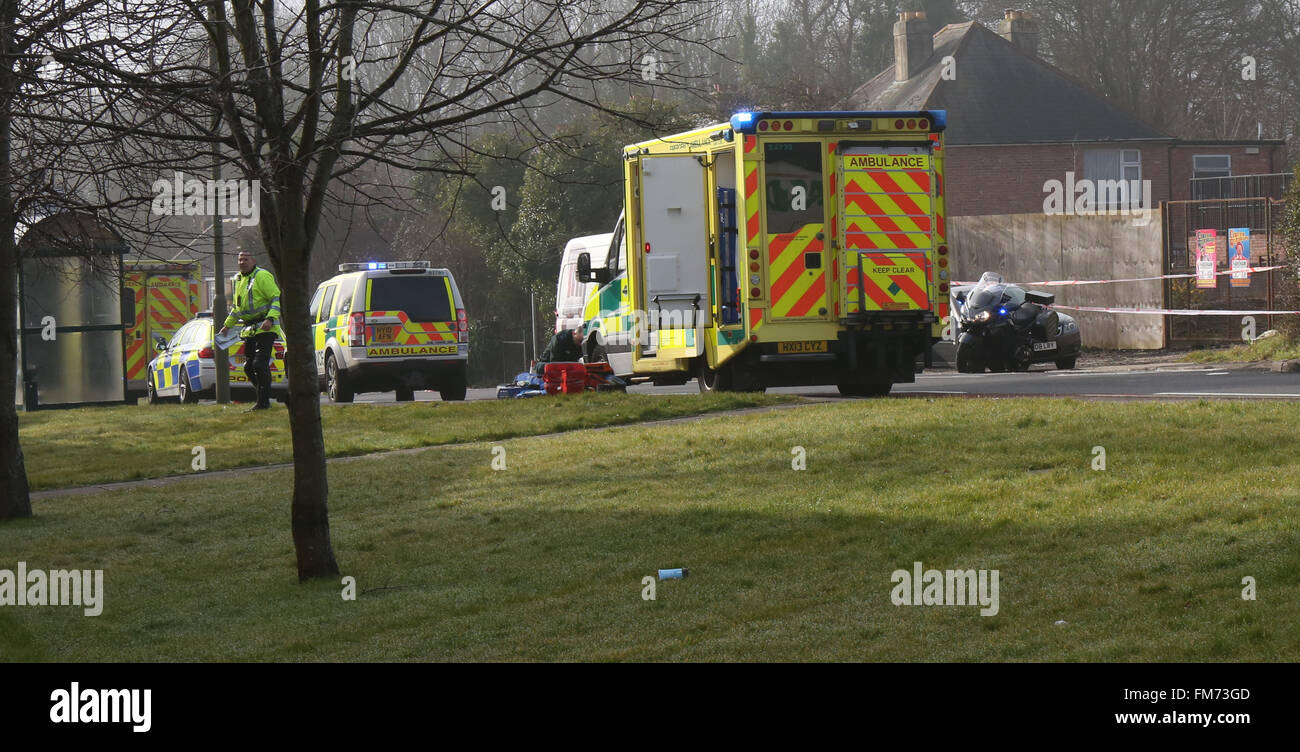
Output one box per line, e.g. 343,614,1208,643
729,112,756,133
998,307,1007,316
729,109,946,134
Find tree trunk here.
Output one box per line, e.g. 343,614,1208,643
0,235,30,518
278,227,339,581
0,0,31,519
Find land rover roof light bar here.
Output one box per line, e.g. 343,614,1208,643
337,261,432,272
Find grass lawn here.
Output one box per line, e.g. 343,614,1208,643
3,397,1298,661
18,392,791,490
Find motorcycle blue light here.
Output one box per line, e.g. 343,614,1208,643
998,307,1007,315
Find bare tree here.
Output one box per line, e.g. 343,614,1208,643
26,0,717,578
960,0,1294,149
1,0,240,518
1,0,115,518
0,0,31,517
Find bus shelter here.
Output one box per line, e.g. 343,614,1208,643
16,212,130,410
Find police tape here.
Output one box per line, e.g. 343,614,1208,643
956,266,1284,287
1052,305,1300,316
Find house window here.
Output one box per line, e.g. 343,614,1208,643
1121,149,1141,181
1190,154,1232,199
1193,154,1231,180
1083,148,1143,207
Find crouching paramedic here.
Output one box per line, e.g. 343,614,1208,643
534,327,585,377
219,250,282,411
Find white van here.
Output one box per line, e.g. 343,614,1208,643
554,232,613,334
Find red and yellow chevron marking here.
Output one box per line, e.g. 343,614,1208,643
125,283,148,380
768,224,826,319
147,279,190,330
141,278,195,383
843,171,933,251
827,145,838,284
844,219,931,250
367,311,457,344
743,153,764,333
744,161,761,244
848,253,930,312
846,264,860,315
935,172,946,241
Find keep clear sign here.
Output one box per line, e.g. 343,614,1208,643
1229,227,1251,288
1195,229,1218,289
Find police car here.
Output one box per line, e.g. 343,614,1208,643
145,313,287,404
310,261,468,402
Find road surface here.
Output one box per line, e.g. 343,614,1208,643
327,363,1300,403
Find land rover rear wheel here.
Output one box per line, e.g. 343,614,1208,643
326,353,354,403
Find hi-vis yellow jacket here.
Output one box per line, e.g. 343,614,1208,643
225,266,283,339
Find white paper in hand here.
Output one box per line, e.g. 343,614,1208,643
215,328,242,350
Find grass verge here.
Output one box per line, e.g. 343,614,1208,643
3,397,1297,661
1183,335,1300,363
18,392,792,490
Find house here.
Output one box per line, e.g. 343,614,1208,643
839,9,1287,348
841,9,1285,217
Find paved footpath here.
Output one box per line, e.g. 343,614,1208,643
30,400,827,501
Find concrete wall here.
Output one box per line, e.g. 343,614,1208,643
950,211,1164,349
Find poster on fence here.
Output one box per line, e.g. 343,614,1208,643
1195,229,1218,289
1229,228,1251,287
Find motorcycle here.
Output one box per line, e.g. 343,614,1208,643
951,272,1082,373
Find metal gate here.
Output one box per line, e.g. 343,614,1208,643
1162,197,1286,345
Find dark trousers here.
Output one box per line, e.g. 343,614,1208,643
244,332,276,406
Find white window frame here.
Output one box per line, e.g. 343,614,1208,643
1121,149,1142,182
1192,154,1231,180
1083,148,1143,209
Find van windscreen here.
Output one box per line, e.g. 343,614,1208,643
370,276,452,322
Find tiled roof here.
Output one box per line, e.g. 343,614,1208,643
840,21,1173,145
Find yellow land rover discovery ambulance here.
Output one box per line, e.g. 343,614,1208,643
310,261,468,402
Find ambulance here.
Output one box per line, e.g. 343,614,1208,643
310,261,468,402
123,260,202,398
578,110,950,395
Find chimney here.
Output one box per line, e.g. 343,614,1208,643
998,8,1039,56
893,11,933,82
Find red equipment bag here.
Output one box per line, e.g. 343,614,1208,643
543,362,586,394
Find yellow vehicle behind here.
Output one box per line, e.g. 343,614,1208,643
578,110,951,395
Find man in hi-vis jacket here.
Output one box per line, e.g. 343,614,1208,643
219,250,282,411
